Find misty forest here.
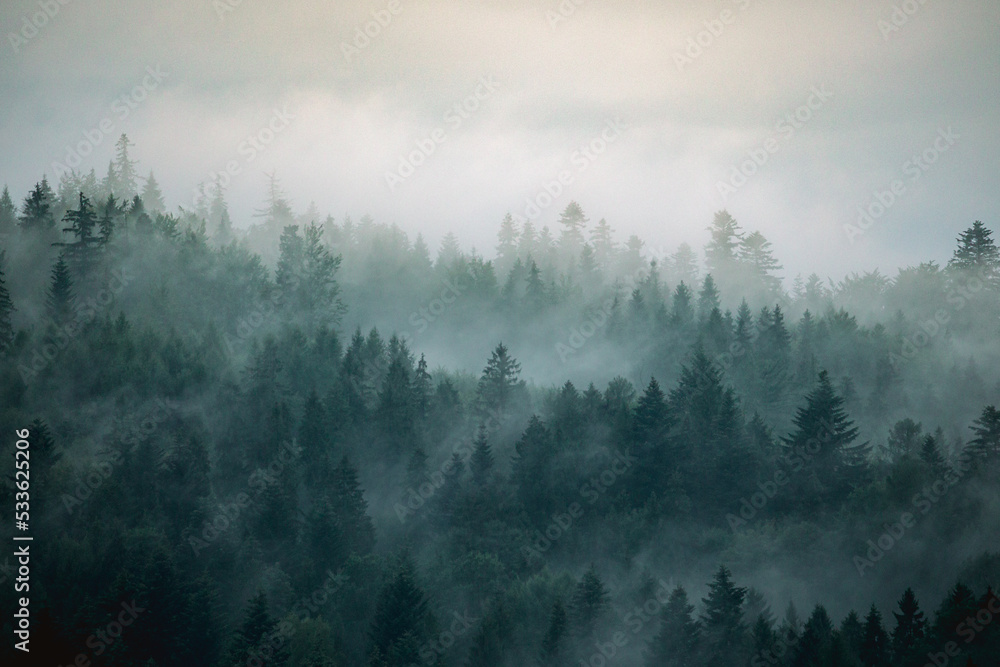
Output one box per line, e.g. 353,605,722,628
2,138,1000,667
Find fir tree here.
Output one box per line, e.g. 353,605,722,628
0,253,13,354
647,585,700,667
476,342,523,418
698,274,721,320
571,565,609,637
141,171,165,213
368,557,431,666
113,134,139,199
540,598,568,662
860,605,890,667
891,588,927,666
557,201,588,256
0,185,16,232
46,254,75,323
19,178,55,229
469,424,494,486
949,221,999,285
700,565,748,666
782,370,868,503
968,405,1000,460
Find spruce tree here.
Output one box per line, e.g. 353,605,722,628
19,179,55,229
0,185,16,232
368,558,431,665
540,598,567,662
141,171,166,213
949,221,999,285
891,588,927,666
331,455,375,558
469,424,494,486
46,254,75,323
968,405,1000,461
860,605,889,667
557,201,588,256
782,370,868,503
0,253,13,354
700,565,748,666
495,212,519,272
113,134,139,199
475,342,523,418
571,565,609,638
647,585,700,667
698,274,721,320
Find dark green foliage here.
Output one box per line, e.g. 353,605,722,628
648,586,700,667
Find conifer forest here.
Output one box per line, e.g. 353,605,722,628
1,2,999,666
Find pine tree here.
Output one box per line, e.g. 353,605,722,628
524,259,546,310
60,192,99,252
209,179,233,244
469,424,494,486
437,231,461,269
540,598,568,662
792,605,835,667
949,221,999,285
670,242,700,287
298,389,330,486
225,593,280,666
557,201,588,256
496,212,518,272
920,434,947,474
860,605,889,667
968,405,1000,460
19,179,55,229
782,370,868,503
141,171,165,213
705,210,742,284
571,565,609,637
698,274,721,320
368,558,431,665
739,230,784,300
891,588,927,666
0,185,16,233
670,282,694,327
46,254,75,323
700,565,748,666
634,377,669,441
0,253,13,355
476,342,523,418
647,586,700,667
331,455,376,558
113,134,139,199
590,218,615,270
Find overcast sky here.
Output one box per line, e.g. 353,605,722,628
1,0,997,281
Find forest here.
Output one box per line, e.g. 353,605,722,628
1,136,999,666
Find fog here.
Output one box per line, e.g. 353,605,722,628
2,2,1000,666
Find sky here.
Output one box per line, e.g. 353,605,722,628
1,0,998,282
